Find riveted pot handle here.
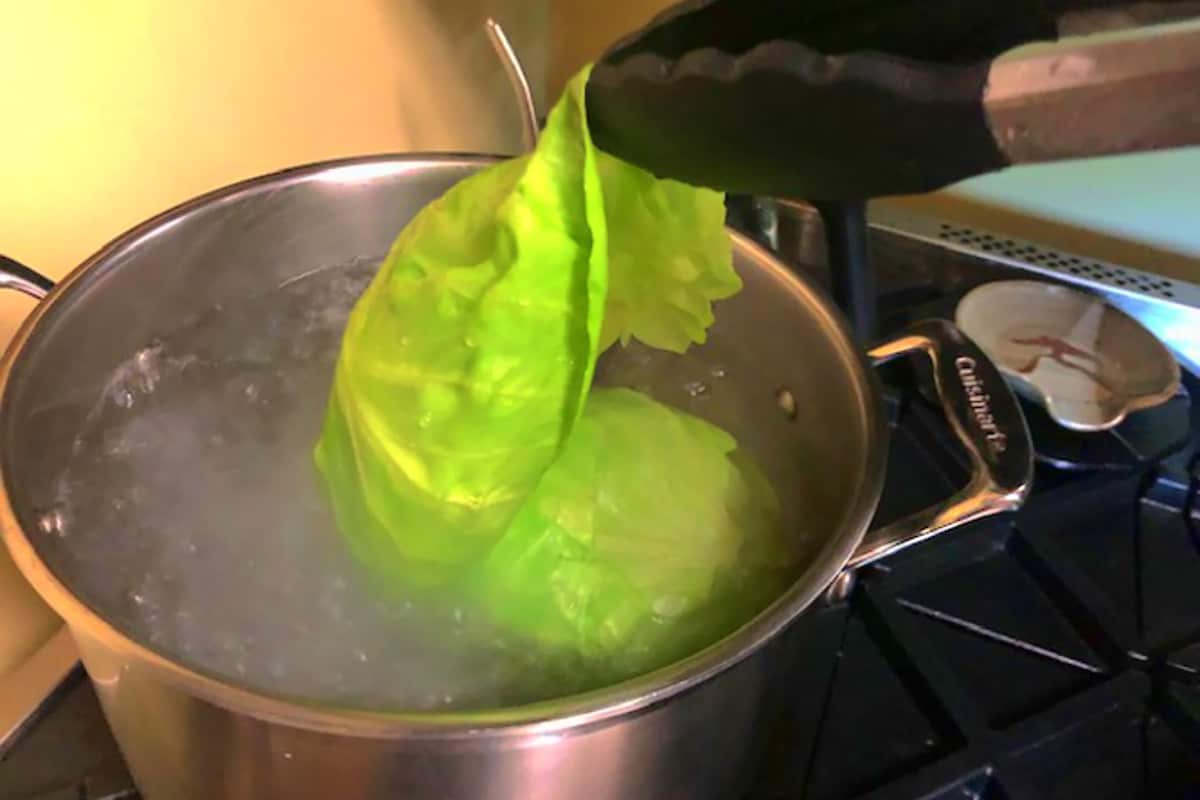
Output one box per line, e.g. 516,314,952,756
0,255,54,301
847,319,1033,571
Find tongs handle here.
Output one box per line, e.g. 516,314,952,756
984,23,1200,164
587,0,1200,200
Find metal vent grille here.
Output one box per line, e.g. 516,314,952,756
866,205,1200,374
937,223,1178,300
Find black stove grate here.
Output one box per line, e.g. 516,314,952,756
747,369,1200,800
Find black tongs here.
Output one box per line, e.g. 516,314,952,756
586,0,1200,341
587,0,1200,201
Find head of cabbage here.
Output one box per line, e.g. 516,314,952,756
315,67,794,676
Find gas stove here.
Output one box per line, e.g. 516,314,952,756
748,381,1200,800
3,206,1200,800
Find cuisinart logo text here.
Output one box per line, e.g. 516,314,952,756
956,356,1008,455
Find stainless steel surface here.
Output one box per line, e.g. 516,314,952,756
485,18,539,153
870,205,1200,376
0,628,79,758
0,256,54,301
985,24,1200,164
824,319,1035,603
850,320,1033,568
764,198,1200,376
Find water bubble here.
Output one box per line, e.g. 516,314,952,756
52,261,641,713
775,387,798,420
36,507,68,538
418,412,434,429
398,336,411,347
243,383,260,402
283,752,294,760
115,389,135,409
683,381,710,398
710,366,727,379
137,347,160,371
133,348,162,391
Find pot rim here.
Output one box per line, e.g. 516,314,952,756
0,152,888,740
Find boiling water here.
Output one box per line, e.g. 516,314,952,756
46,261,791,712
49,261,613,711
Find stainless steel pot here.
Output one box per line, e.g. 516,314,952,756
0,154,1032,800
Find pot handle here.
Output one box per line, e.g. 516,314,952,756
0,255,54,300
0,254,64,757
844,319,1033,575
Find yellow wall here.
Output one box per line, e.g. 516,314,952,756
550,4,1200,274
0,0,545,674
0,1,544,285
549,0,669,96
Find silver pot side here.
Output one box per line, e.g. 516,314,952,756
75,623,792,800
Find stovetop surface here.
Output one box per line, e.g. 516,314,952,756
747,375,1200,800
4,224,1200,799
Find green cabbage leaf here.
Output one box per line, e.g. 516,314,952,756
316,68,788,665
